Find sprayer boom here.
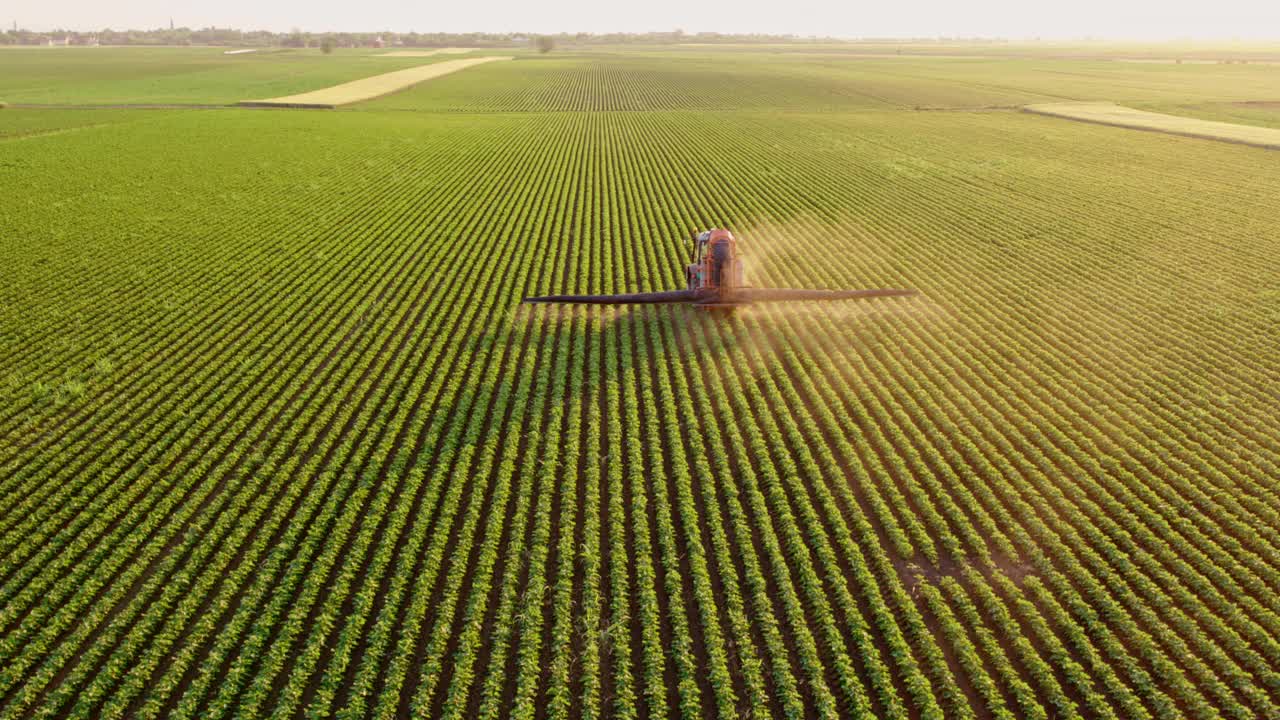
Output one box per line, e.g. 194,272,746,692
521,228,917,311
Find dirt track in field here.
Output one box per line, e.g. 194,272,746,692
1025,102,1280,150
241,56,513,108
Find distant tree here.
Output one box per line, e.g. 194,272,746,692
320,37,335,54
535,35,555,53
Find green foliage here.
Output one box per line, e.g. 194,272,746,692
1,46,1278,720
0,47,434,104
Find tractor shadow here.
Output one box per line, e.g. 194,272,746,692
499,302,748,392
423,305,749,473
488,297,926,408
436,302,756,479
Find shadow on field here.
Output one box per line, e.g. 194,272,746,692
420,304,748,475
502,302,745,386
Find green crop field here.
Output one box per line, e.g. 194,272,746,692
0,47,476,105
1,46,1279,720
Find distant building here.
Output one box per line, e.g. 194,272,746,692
373,36,385,48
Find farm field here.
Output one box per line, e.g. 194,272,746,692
0,47,459,105
245,56,513,108
381,48,482,57
1146,102,1280,130
6,45,1280,108
651,40,1280,62
1024,102,1280,148
1,46,1279,720
360,52,1280,112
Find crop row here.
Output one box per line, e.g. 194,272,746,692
2,101,1278,720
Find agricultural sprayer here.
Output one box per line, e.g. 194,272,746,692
523,228,917,311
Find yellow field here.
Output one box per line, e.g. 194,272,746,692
1025,102,1280,149
243,56,512,107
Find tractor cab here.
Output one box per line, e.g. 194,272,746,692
687,228,743,296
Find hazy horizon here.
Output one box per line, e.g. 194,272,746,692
7,0,1280,41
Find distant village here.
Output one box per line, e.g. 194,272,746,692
0,25,838,48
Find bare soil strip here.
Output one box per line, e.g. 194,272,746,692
1024,102,1280,149
240,56,512,108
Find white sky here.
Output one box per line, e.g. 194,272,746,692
8,0,1280,39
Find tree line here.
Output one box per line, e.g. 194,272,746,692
0,27,838,47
